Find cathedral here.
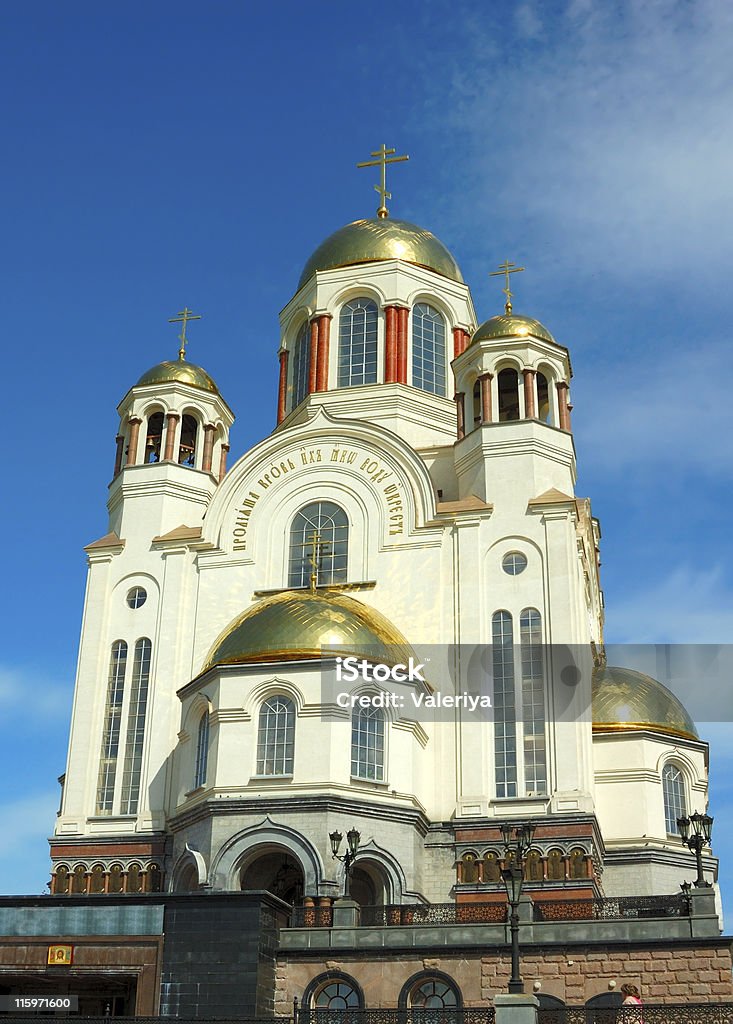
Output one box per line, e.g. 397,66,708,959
0,156,730,1016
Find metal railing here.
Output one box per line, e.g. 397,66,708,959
288,903,507,928
296,1011,496,1024
533,893,690,921
538,1006,733,1024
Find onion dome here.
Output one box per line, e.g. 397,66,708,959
471,313,556,346
298,217,463,290
205,590,414,669
592,665,698,741
136,356,219,395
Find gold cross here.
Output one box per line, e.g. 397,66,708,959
489,260,525,315
168,307,202,361
307,530,331,592
357,144,409,219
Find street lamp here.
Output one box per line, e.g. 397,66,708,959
329,828,360,898
677,811,713,888
500,822,536,995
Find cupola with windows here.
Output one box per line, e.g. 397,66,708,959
275,149,476,442
112,311,234,483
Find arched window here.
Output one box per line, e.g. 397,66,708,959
306,974,363,1010
401,972,461,1009
492,611,517,798
178,414,198,466
96,641,127,814
338,297,378,387
120,638,152,815
256,696,295,776
288,501,348,588
194,711,209,789
498,368,520,421
537,371,551,423
292,321,311,408
144,412,164,463
520,607,547,797
662,763,687,835
412,302,446,396
351,704,385,781
473,379,482,428
147,862,163,893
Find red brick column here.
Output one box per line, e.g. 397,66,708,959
126,418,142,466
523,368,537,419
385,305,398,383
396,306,409,383
557,381,572,431
453,327,469,358
113,435,125,477
218,443,230,482
163,413,179,461
277,351,288,424
455,392,466,439
479,372,493,424
315,314,332,392
201,423,216,473
308,320,319,394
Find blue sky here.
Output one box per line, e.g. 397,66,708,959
1,0,732,920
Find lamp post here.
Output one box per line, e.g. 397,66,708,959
677,811,713,888
500,822,536,995
329,828,360,898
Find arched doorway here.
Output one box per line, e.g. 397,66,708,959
240,850,304,905
349,858,389,906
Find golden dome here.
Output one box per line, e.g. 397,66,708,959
136,356,220,395
471,314,556,346
205,590,414,669
592,665,698,740
298,217,463,289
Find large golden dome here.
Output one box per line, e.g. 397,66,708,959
298,217,463,290
205,590,414,669
136,356,219,395
592,665,698,740
471,313,556,346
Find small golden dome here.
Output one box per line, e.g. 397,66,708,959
298,217,463,290
471,314,556,346
205,590,414,669
592,665,698,740
136,356,220,395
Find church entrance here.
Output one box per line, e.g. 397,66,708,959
0,974,137,1016
240,850,304,905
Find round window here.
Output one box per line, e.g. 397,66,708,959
126,586,147,609
502,552,527,576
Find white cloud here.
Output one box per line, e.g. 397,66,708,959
423,0,733,289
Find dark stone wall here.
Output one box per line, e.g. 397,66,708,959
159,892,288,1017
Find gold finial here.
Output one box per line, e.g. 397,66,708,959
307,530,331,592
168,306,202,361
489,260,525,315
357,144,409,219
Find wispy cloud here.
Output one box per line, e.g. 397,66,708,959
421,0,733,290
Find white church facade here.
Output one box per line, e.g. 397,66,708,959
1,180,725,1015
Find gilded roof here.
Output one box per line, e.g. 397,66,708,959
298,217,463,289
471,314,556,346
136,357,220,395
592,665,698,740
205,590,414,669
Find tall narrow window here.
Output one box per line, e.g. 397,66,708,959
144,412,164,463
492,611,517,798
412,303,446,396
351,705,385,781
288,501,348,588
120,638,151,815
536,372,551,423
498,368,520,421
338,298,378,387
472,380,482,428
292,321,311,408
256,696,295,776
194,711,209,789
96,641,127,814
520,608,547,796
662,763,687,834
178,414,198,467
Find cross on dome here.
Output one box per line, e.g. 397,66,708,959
357,144,409,219
168,306,202,361
489,260,525,315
